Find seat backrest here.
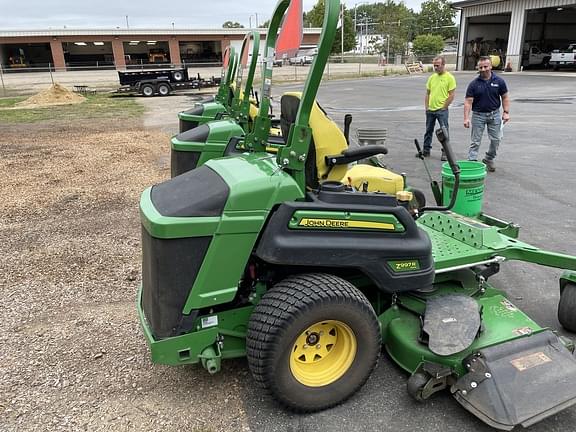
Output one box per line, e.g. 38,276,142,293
280,92,348,188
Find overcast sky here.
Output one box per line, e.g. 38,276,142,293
0,0,425,30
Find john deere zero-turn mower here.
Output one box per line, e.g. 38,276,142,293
177,45,238,133
171,30,284,177
138,0,576,429
172,31,270,176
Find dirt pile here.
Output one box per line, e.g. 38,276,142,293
16,83,85,108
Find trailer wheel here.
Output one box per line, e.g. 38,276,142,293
157,83,171,96
246,273,380,412
141,84,155,97
558,282,576,332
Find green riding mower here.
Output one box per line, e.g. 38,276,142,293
138,0,576,429
171,29,284,177
177,45,238,133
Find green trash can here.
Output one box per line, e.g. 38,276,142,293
442,161,487,217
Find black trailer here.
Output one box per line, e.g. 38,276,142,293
116,68,220,96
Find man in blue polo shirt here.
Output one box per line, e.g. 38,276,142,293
464,56,510,172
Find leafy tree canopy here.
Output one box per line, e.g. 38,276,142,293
412,34,445,56
416,0,457,39
305,0,356,54
222,21,244,28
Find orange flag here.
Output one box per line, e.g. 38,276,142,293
275,0,303,59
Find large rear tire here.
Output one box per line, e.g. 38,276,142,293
558,282,576,332
246,273,380,412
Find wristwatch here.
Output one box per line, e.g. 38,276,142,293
503,110,509,114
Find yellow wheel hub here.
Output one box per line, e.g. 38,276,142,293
289,320,357,387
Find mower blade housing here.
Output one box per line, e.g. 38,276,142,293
452,330,576,430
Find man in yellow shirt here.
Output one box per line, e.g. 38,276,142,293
421,56,456,160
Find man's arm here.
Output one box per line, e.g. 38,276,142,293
425,89,430,111
501,92,510,123
443,90,455,109
464,97,473,128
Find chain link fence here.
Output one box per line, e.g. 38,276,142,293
0,55,457,97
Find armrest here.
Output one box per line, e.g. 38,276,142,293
325,145,388,166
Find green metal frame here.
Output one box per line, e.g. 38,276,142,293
229,31,260,131
216,45,238,105
244,0,340,190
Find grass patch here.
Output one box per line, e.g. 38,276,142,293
0,97,26,108
0,93,145,124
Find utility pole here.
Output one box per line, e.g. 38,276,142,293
255,13,259,27
341,3,344,63
387,34,390,64
125,15,129,29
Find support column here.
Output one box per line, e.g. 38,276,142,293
506,2,527,72
49,40,66,71
168,38,181,66
112,39,126,69
456,13,467,71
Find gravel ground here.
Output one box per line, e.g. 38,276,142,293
0,115,250,431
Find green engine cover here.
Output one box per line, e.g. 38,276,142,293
141,153,304,310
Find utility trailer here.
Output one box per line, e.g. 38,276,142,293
116,68,220,97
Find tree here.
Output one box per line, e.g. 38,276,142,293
222,21,244,28
258,20,270,28
412,34,444,56
416,0,457,40
355,1,417,56
305,0,355,54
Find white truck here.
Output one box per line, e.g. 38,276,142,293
550,43,576,70
522,45,551,68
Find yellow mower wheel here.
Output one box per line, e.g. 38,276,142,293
290,320,357,387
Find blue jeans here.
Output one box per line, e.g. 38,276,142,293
423,109,449,151
468,110,502,161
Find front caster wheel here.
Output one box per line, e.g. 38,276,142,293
246,273,381,412
559,282,576,332
407,372,430,402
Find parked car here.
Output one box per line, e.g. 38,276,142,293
288,49,315,65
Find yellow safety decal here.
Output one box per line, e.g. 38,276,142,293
299,218,395,230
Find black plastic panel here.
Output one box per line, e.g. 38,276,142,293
179,106,204,133
179,118,199,133
171,148,201,177
176,123,210,143
255,196,434,293
141,226,211,338
151,165,229,217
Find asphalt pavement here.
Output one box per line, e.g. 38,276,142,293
135,71,576,431
239,72,576,432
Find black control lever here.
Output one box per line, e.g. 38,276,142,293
414,139,442,205
418,126,460,214
343,114,352,146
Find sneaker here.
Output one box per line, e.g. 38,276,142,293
441,150,447,161
415,150,430,158
482,158,496,172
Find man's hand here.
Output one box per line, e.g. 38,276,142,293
464,119,470,128
502,112,510,124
